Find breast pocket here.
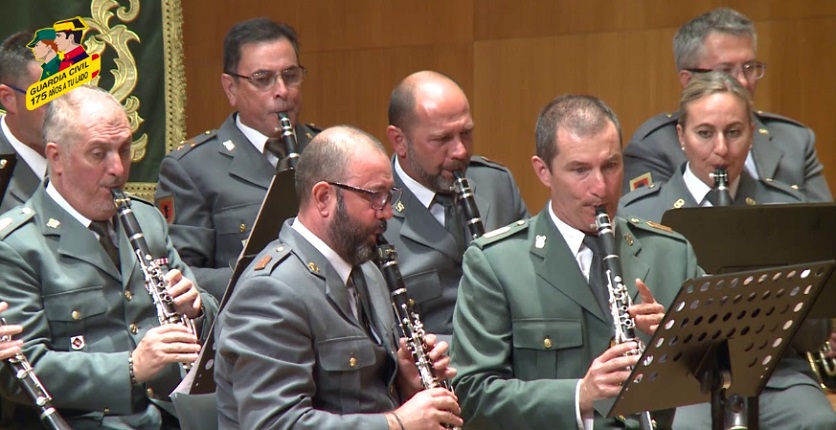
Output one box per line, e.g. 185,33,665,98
213,203,260,263
402,270,441,305
42,286,107,351
317,336,379,412
512,319,584,380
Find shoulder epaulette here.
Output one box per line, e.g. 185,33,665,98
0,206,36,239
469,155,509,171
620,182,663,206
622,216,685,242
633,111,679,140
169,129,218,158
476,219,528,247
250,243,293,276
755,111,806,128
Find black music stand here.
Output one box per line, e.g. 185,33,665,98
660,204,836,318
607,260,835,430
171,160,299,430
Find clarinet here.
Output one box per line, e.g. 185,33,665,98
278,112,301,171
712,167,732,207
0,318,72,430
375,236,460,430
594,207,654,430
111,189,198,371
452,171,485,240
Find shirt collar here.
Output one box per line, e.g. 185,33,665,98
394,157,436,209
547,201,587,257
291,217,353,285
1,115,47,178
45,181,93,228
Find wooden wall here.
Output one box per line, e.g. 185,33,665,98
182,0,836,209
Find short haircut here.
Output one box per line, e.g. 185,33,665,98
534,95,621,168
677,70,754,128
43,86,124,150
673,8,756,71
223,18,300,75
0,31,36,85
295,125,386,204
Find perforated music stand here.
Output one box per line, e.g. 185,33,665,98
607,260,835,430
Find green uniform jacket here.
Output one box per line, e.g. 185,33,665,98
451,208,702,429
0,184,219,428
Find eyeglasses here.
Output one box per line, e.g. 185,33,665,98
2,83,26,95
685,61,767,81
327,181,402,211
226,66,307,90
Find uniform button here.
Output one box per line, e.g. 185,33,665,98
71,310,81,320
124,290,133,301
543,337,552,349
103,408,110,414
129,323,139,334
349,355,358,368
146,388,154,397
239,223,247,233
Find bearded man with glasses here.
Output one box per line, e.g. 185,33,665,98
623,8,832,203
155,18,321,300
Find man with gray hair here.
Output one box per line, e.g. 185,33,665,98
0,86,218,429
623,7,832,203
215,125,462,430
0,31,49,213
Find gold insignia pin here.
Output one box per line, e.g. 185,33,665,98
673,198,685,209
0,159,6,168
307,262,320,273
46,218,60,228
758,128,769,135
394,200,405,212
624,233,634,246
222,140,235,151
745,197,756,205
646,220,673,233
306,132,313,139
535,235,546,249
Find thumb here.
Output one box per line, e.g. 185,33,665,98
635,278,656,304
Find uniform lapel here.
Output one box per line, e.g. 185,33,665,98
529,211,608,323
221,115,275,189
361,263,398,352
617,218,649,304
392,169,461,262
751,116,783,181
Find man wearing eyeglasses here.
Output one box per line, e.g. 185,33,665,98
0,31,48,214
215,125,463,430
623,8,832,203
383,71,528,341
155,18,320,300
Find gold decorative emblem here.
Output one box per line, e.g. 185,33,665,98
673,198,685,209
46,218,61,229
624,233,634,246
758,128,769,135
394,200,405,212
745,197,756,205
307,262,320,273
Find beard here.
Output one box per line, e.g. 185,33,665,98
405,139,465,193
328,192,386,266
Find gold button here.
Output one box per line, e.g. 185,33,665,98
129,323,139,334
543,337,552,349
124,290,133,301
349,355,358,368
146,388,154,397
791,184,799,190
103,408,110,414
239,223,247,233
71,310,81,320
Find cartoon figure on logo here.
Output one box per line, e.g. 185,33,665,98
53,16,89,71
27,28,61,80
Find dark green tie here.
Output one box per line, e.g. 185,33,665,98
349,267,373,339
582,234,610,317
89,220,120,269
435,193,465,251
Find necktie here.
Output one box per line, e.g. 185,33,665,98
706,188,732,207
349,267,374,339
435,193,465,251
264,138,286,159
89,220,120,269
582,234,610,316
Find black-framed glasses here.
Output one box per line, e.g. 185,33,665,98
226,65,307,90
2,83,26,95
327,181,402,211
685,61,767,81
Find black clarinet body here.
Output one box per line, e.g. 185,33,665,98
0,319,72,430
111,189,198,371
278,112,301,171
452,171,485,240
712,168,732,207
375,236,460,430
594,207,654,430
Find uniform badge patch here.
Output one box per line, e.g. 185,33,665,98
222,140,235,151
155,195,175,224
535,235,547,249
70,335,85,350
629,172,653,191
46,218,60,229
